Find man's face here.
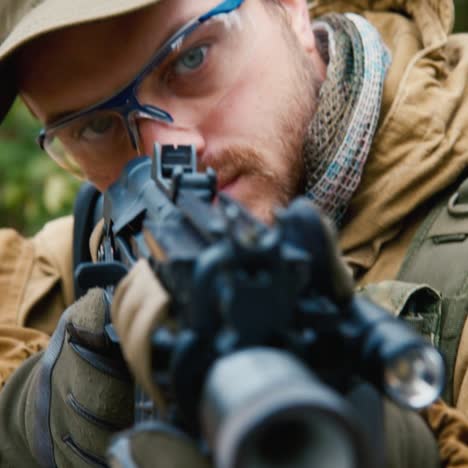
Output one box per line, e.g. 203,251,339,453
17,0,323,223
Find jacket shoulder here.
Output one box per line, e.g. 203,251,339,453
0,216,74,335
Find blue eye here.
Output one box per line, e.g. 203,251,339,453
175,45,208,74
78,114,117,141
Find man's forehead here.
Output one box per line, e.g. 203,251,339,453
149,0,231,43
17,0,228,77
15,0,225,74
16,0,227,122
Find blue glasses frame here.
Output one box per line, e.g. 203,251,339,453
37,0,245,150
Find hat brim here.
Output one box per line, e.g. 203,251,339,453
0,58,17,123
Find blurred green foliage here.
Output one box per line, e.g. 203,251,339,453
0,100,80,235
0,2,467,235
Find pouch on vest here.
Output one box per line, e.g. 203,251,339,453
395,178,468,404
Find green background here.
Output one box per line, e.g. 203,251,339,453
0,102,80,234
1,2,467,235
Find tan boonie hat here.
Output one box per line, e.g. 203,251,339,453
0,0,161,123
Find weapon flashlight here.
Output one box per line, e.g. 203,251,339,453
384,343,444,409
352,298,445,409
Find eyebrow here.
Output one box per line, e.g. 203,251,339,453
45,14,197,126
46,108,80,125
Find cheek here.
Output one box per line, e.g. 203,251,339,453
202,61,286,148
76,155,133,191
202,78,294,181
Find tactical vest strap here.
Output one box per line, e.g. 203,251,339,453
398,178,468,404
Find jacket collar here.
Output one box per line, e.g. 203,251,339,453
308,0,454,48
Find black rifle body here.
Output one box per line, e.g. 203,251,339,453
76,146,443,468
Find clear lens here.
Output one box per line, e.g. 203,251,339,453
137,8,254,128
384,346,445,409
43,111,134,181
42,4,255,181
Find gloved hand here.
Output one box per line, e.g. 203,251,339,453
0,288,134,468
109,259,211,467
107,421,210,468
110,259,170,413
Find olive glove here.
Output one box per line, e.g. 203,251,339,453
0,288,134,468
107,421,210,468
108,259,212,467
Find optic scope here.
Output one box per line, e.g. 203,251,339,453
201,348,371,468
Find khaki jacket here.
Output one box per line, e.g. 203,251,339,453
309,0,468,465
0,217,74,385
1,0,468,465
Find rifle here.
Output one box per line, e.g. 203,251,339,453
76,144,445,468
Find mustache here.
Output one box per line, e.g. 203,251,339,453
198,144,302,209
199,145,277,189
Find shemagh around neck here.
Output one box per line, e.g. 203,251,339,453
303,13,391,226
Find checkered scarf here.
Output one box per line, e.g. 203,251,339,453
303,13,391,226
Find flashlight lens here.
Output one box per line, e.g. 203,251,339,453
384,346,444,409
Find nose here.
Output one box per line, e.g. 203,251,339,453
138,119,206,159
